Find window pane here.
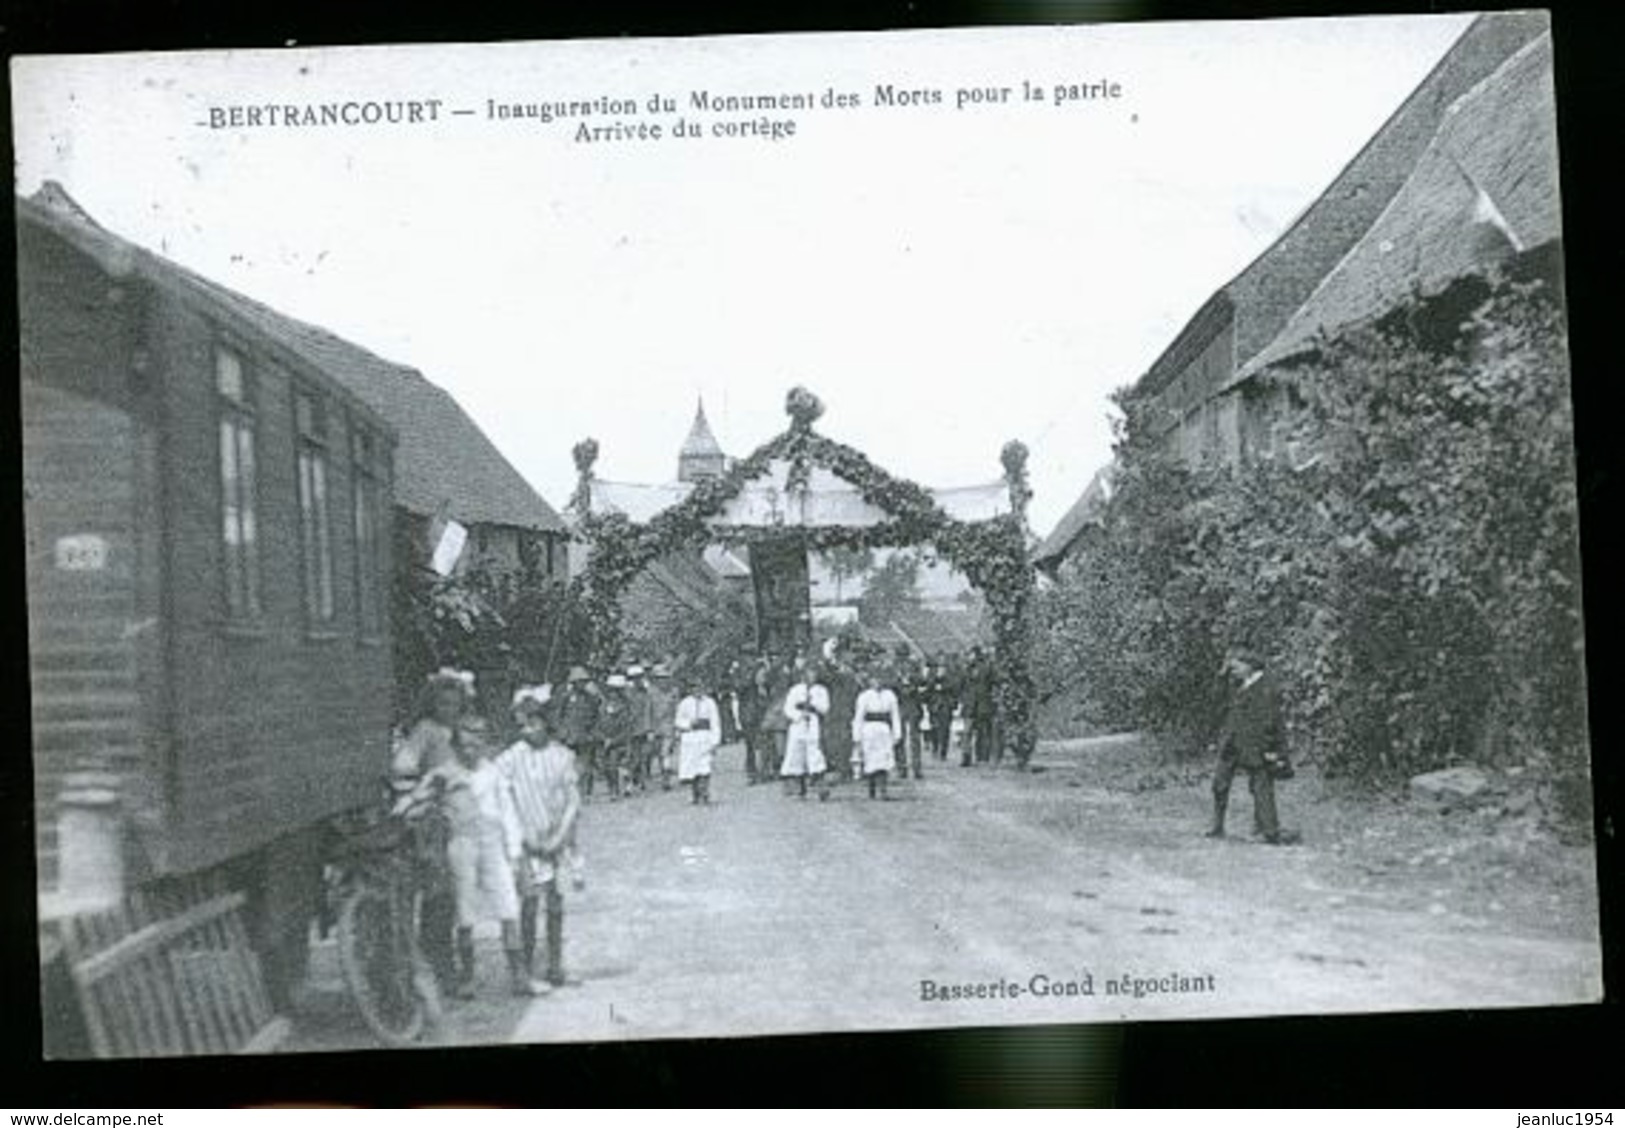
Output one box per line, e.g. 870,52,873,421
353,476,366,548
354,480,371,631
298,446,336,623
237,423,260,615
370,483,382,627
313,457,333,619
298,451,316,614
220,418,239,507
221,420,242,613
216,350,243,402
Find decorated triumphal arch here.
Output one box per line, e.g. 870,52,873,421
568,386,1038,765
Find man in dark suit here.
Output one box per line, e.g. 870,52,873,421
558,668,602,799
924,659,956,763
892,646,924,780
966,646,997,765
1207,655,1300,845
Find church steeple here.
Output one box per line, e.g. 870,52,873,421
678,398,727,483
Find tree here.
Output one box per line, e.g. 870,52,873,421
625,572,757,688
1035,269,1587,821
822,545,875,604
392,521,591,724
859,550,922,627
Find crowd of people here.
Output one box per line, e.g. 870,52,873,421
730,641,1007,789
388,670,585,1002
378,639,1298,1010
380,641,1009,1006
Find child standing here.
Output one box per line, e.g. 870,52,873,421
389,668,474,994
496,685,584,992
404,711,523,1000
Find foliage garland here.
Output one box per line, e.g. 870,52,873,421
571,386,1039,763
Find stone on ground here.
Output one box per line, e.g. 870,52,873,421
1409,766,1491,808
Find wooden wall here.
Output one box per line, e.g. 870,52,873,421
18,226,152,893
146,284,395,875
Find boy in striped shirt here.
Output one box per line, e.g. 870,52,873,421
497,685,585,994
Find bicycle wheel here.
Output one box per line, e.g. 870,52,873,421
336,884,427,1047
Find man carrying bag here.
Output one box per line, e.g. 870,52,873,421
1206,654,1300,845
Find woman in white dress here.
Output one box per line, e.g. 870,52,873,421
780,665,831,800
674,676,722,805
851,669,902,800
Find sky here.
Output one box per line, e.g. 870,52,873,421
12,14,1475,535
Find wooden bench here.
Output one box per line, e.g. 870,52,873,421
56,889,289,1058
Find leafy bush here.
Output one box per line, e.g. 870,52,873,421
1038,273,1588,815
391,527,591,723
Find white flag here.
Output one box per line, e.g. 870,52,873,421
430,518,468,577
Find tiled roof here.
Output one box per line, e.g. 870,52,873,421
1135,11,1552,400
1240,31,1560,377
624,550,730,619
868,605,989,657
1032,464,1114,567
19,184,565,534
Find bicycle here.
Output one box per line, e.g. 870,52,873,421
326,783,448,1046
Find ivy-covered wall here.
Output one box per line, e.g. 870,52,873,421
1036,273,1589,821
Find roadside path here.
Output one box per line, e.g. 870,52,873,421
288,736,1601,1051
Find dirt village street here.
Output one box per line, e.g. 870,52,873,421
288,736,1602,1053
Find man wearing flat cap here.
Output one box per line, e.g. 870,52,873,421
558,667,602,799
625,664,654,792
1207,653,1300,845
599,673,634,799
647,663,678,789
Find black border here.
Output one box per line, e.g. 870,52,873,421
3,0,1618,1108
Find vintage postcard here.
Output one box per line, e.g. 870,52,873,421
13,11,1600,1059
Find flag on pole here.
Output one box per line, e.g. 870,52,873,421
425,498,468,577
